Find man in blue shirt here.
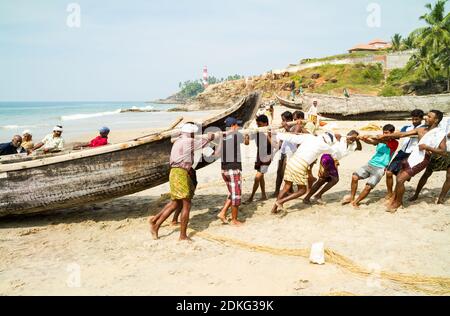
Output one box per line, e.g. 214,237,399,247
343,124,398,208
0,135,26,156
385,109,425,199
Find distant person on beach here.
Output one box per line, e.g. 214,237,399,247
21,130,34,151
385,110,425,200
307,99,320,127
73,127,110,149
0,135,26,156
245,115,275,204
31,125,65,154
274,111,295,197
289,81,296,100
271,131,338,214
149,123,215,241
379,110,447,212
303,130,362,205
342,124,398,209
216,117,250,225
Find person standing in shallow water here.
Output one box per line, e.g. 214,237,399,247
149,123,215,241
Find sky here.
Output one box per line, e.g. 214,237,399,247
0,0,436,101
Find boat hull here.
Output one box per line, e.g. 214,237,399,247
0,93,261,217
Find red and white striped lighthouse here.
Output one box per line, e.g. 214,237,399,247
202,66,209,87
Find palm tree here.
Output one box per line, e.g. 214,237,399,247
401,34,417,50
407,46,439,83
413,0,450,91
391,33,403,51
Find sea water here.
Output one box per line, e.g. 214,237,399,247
0,101,208,142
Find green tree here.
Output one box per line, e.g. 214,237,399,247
413,0,450,91
401,34,417,50
391,33,403,51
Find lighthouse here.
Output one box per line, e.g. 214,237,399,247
202,66,209,88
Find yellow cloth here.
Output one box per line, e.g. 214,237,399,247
21,141,34,150
169,168,195,200
284,156,309,186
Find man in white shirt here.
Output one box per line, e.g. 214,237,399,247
303,130,362,204
409,117,450,205
32,125,65,154
385,109,425,199
271,131,337,214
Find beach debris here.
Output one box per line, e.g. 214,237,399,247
360,123,382,131
311,73,321,79
309,242,325,265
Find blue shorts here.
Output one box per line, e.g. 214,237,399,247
387,151,410,176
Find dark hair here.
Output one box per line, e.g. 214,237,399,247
430,110,444,124
293,111,305,120
281,111,293,121
347,130,359,137
383,124,396,133
411,109,425,118
256,114,269,124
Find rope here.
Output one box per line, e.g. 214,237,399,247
191,230,450,296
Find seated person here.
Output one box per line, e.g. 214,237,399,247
0,135,26,156
21,130,34,151
32,125,65,154
73,127,110,149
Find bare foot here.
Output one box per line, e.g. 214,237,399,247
351,201,360,209
217,214,228,224
386,202,401,213
179,236,193,242
341,195,353,205
436,198,445,205
170,221,180,227
149,221,159,240
303,199,311,205
313,198,326,205
408,195,419,202
275,201,284,211
384,194,393,200
259,195,268,202
230,220,244,226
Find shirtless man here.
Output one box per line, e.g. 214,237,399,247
379,110,447,212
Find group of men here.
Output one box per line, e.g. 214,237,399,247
0,126,111,157
150,105,450,241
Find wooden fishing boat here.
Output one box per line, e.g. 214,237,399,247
0,93,261,217
276,93,450,120
275,94,303,109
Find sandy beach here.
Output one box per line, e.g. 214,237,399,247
1,106,449,296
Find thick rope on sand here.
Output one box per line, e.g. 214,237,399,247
193,231,450,296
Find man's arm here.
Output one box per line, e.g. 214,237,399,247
420,138,447,156
276,132,307,145
244,133,250,146
31,142,44,151
379,129,419,140
358,135,380,146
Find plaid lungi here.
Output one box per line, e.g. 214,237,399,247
221,169,242,206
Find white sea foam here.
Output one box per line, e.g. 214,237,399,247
61,109,122,121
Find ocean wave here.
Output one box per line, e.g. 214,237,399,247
0,125,21,130
61,109,122,121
